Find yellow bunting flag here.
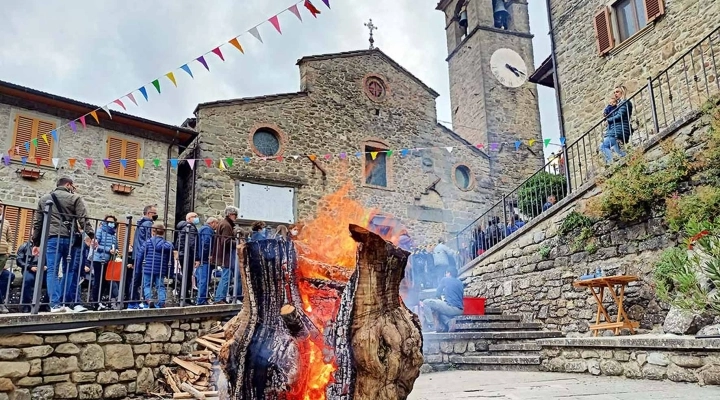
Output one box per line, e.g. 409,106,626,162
529,139,536,146
137,159,145,168
90,110,99,124
166,72,177,87
219,160,226,170
370,151,378,160
42,134,48,144
229,37,244,53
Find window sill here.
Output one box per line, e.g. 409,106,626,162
608,23,655,57
8,160,56,172
97,175,145,187
362,183,394,192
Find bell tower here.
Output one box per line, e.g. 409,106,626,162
437,0,544,195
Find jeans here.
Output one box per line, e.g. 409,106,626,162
127,266,144,306
600,136,626,164
143,273,166,308
423,298,463,329
214,266,232,303
195,264,211,305
59,246,81,306
45,237,77,308
0,268,12,304
22,270,48,311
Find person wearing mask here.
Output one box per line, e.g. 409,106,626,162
90,215,119,311
0,200,14,314
289,224,300,240
250,221,267,241
214,207,239,304
32,177,94,313
422,267,464,332
134,222,174,308
127,205,157,310
432,239,454,288
175,212,200,304
274,225,289,240
196,217,218,306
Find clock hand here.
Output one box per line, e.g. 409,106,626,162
504,63,520,77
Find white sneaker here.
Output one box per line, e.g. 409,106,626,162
97,303,108,311
50,306,66,314
73,305,89,313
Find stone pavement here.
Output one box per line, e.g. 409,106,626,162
409,370,720,399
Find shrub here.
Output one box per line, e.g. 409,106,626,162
653,246,708,312
665,186,720,232
517,172,567,218
539,246,551,259
558,211,595,237
586,144,692,222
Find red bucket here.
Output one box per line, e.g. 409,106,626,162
463,297,486,315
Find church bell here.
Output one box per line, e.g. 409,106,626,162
493,0,510,30
459,10,468,27
493,0,508,14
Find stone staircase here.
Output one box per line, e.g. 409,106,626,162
422,307,563,372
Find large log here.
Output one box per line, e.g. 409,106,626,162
326,225,423,400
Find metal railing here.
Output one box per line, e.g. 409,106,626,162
0,203,286,315
452,25,720,266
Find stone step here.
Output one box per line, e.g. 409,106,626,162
447,355,541,366
488,343,542,352
452,322,543,331
423,330,563,341
452,314,521,322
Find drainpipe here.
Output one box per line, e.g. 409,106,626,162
544,0,571,190
164,131,179,226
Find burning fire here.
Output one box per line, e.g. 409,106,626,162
288,183,408,400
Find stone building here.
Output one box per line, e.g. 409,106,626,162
533,0,720,143
0,80,195,249
436,0,545,193
179,48,495,245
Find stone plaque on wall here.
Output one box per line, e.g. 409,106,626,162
236,181,295,224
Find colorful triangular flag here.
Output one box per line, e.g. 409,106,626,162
269,15,282,34
197,56,209,71
276,155,284,162
50,130,58,142
321,0,330,8
31,138,38,147
41,134,48,145
288,4,302,21
90,110,99,124
24,142,30,153
180,64,194,78
339,152,347,159
69,120,77,132
187,159,195,170
400,149,409,157
3,154,11,166
387,150,394,157
153,158,161,167
544,138,551,148
529,139,536,146
52,158,59,169
445,147,453,153
127,93,138,106
101,106,112,119
324,154,331,160
370,151,378,160
139,87,149,101
102,159,110,169
211,47,225,61
249,27,263,43
476,143,485,149
291,155,299,160
560,137,566,146
304,0,321,17
113,99,127,111
85,158,93,169
35,157,41,166
170,159,178,169
151,80,161,94
308,155,317,161
228,38,244,54
79,115,86,129
21,156,27,166
120,159,127,169
514,140,522,151
68,158,76,169
137,159,145,168
166,72,177,87
355,152,362,158
489,143,499,151
218,160,226,170
244,157,251,163
204,158,213,168
225,157,234,167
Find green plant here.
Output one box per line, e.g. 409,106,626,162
587,144,692,222
570,227,596,253
539,246,551,259
665,186,720,232
558,211,595,237
517,172,567,218
654,247,708,312
696,100,720,185
584,241,599,254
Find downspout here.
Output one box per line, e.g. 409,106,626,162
164,131,179,226
544,0,572,190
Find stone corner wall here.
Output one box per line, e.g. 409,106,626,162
0,318,223,400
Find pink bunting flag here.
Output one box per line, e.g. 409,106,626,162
324,154,331,160
288,4,302,21
127,93,138,106
211,47,225,61
79,115,86,129
269,15,282,34
85,158,93,169
113,99,127,111
187,159,195,170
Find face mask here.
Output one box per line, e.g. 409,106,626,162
291,230,298,236
108,223,116,228
192,217,200,225
151,215,158,221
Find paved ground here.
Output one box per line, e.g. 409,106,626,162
409,370,720,399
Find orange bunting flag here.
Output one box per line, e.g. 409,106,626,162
166,72,177,87
228,37,244,53
68,158,76,169
370,151,378,160
41,134,48,145
269,15,282,34
211,47,225,61
308,155,317,161
90,110,99,124
137,159,145,168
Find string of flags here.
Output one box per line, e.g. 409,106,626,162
4,0,331,160
1,137,567,170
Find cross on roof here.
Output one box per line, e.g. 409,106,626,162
364,19,377,50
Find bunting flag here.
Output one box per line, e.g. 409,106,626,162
52,158,59,168
51,130,59,142
489,143,499,151
139,87,149,101
68,158,76,169
41,134,48,145
304,0,321,17
245,157,251,163
31,138,38,148
204,158,213,168
127,93,138,106
137,159,145,168
101,106,112,119
321,0,330,8
387,150,393,157
120,159,127,169
187,159,196,170
445,147,453,153
355,152,362,158
225,157,234,167
324,154,331,160
218,159,226,170
151,79,161,94
2,155,10,166
21,156,27,166
476,143,484,149
85,159,93,169
269,16,282,34
211,47,225,61
291,155,299,160
69,120,77,132
249,27,263,43
308,155,317,161
35,157,41,166
514,140,522,151
180,64,194,78
166,72,177,87
170,159,178,169
228,38,244,54
197,56,209,71
24,142,30,153
370,151,378,160
560,137,566,146
544,138,551,148
289,4,302,21
276,155,284,162
90,110,99,124
400,149,409,157
339,152,346,159
153,158,161,167
103,159,111,169
79,116,87,129
113,99,127,111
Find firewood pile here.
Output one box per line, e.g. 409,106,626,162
154,318,236,400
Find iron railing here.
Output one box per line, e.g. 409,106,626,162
452,25,720,266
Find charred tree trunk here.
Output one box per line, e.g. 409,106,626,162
326,225,424,400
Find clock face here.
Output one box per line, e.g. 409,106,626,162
490,48,528,88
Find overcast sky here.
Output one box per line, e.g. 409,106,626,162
0,0,559,159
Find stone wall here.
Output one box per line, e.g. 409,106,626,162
0,101,178,228
0,318,223,400
462,113,711,335
193,49,494,244
549,0,720,143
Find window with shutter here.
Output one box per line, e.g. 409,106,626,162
1,205,33,251
11,114,56,166
644,0,664,23
594,7,614,55
116,223,136,254
105,136,142,181
2,206,19,251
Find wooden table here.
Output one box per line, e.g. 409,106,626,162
573,275,640,336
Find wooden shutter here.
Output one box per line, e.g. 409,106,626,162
19,209,34,248
106,137,124,177
12,115,34,160
644,0,665,23
123,140,141,179
594,7,614,55
2,206,20,251
36,120,56,166
116,223,136,253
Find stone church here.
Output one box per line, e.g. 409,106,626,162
176,0,543,245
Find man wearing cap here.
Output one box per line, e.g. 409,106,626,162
0,200,15,314
32,177,94,313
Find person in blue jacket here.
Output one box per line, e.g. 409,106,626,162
134,222,174,308
127,205,157,309
90,215,119,310
195,217,219,305
600,86,633,164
